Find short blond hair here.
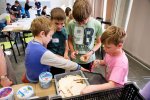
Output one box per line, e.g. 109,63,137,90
101,26,126,46
30,16,55,36
73,0,92,22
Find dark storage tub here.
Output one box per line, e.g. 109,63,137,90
83,71,107,84
54,70,89,96
50,83,144,100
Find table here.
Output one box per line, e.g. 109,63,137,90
11,72,106,100
11,80,56,100
2,18,33,32
1,18,34,55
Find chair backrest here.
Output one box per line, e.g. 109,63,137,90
0,32,11,42
101,21,112,29
96,17,103,22
22,31,33,47
0,31,19,63
96,17,112,29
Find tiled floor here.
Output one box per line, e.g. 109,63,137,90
9,46,150,89
127,55,150,89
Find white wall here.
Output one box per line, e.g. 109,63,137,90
0,0,6,14
124,0,150,66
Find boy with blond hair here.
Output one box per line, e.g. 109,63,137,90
81,26,128,94
67,0,102,70
23,16,87,83
47,7,69,75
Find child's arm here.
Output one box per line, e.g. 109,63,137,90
68,35,78,59
91,36,101,54
80,36,101,62
41,51,82,71
64,40,70,59
94,59,105,66
81,80,116,94
0,47,12,86
0,47,7,77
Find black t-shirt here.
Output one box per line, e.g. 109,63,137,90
25,2,32,11
41,10,46,15
11,5,21,18
35,2,41,9
11,5,21,12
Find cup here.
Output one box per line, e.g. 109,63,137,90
39,72,52,89
0,87,14,100
16,85,34,100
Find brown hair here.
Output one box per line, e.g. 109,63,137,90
30,16,55,36
42,6,47,10
15,0,20,4
73,0,92,22
50,7,66,21
65,7,71,16
101,26,126,46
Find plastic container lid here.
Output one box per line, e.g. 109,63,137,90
39,72,52,88
16,85,34,99
0,87,14,100
39,72,52,82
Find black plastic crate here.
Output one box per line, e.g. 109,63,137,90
50,83,144,100
83,71,107,85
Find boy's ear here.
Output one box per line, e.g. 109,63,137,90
39,31,45,37
118,43,123,48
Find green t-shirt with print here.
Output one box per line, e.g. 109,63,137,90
67,17,102,64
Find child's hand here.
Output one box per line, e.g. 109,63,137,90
80,67,90,72
93,60,100,68
0,77,13,87
71,51,78,59
80,54,90,62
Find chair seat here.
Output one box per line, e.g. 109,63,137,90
0,32,19,63
0,41,15,49
24,33,33,37
23,37,33,43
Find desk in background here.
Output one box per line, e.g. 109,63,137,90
2,18,33,32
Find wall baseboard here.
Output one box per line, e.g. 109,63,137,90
124,49,150,70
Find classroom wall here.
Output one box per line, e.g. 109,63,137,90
124,0,150,67
0,0,7,14
106,0,115,22
4,0,74,18
93,0,103,18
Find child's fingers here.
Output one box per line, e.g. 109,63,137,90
75,50,78,54
93,60,99,67
91,64,95,72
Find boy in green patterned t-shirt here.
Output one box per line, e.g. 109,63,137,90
67,0,102,70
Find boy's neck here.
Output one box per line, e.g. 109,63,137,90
112,49,123,56
34,37,43,45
